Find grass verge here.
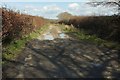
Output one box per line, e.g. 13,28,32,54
62,24,120,50
2,24,49,63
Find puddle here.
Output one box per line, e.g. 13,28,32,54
59,33,66,38
38,32,68,40
44,34,54,40
91,63,102,67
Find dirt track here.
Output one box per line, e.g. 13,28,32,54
3,24,120,78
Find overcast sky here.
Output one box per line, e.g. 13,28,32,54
1,1,118,19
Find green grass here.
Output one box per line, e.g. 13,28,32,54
62,25,120,49
3,24,49,61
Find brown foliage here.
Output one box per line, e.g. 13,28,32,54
2,7,46,44
59,15,120,42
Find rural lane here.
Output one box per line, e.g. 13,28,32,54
3,24,120,78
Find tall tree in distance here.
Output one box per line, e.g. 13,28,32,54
57,12,73,21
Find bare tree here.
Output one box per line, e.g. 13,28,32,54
87,0,120,15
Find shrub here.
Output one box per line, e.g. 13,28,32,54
2,7,46,45
59,15,120,43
